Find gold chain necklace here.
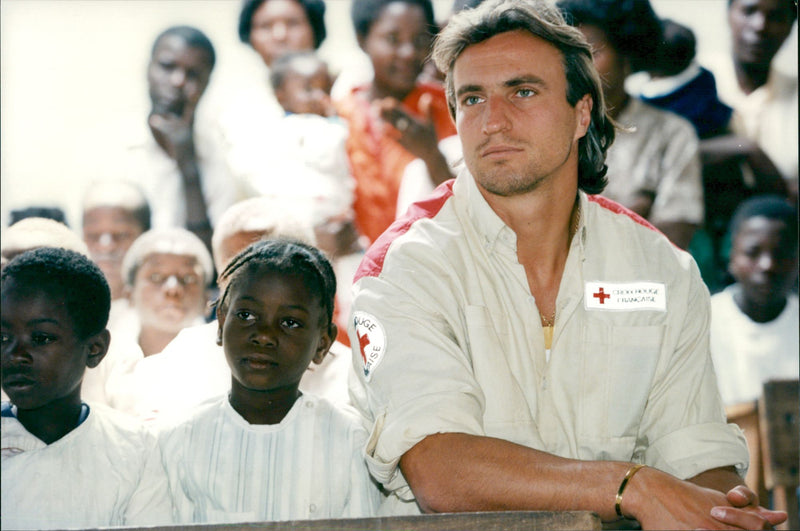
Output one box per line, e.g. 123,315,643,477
539,201,581,329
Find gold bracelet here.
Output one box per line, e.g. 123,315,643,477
615,463,645,518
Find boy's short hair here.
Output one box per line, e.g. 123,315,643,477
1,247,111,340
152,25,216,69
729,195,799,244
121,228,214,288
238,0,327,49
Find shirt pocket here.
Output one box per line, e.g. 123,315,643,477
581,323,664,443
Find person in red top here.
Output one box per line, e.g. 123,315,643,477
337,0,458,243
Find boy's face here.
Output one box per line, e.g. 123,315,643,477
217,264,331,394
1,282,104,410
730,216,799,307
275,60,333,117
129,253,208,334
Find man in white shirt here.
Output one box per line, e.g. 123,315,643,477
347,1,785,528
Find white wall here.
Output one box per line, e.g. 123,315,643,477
1,0,796,229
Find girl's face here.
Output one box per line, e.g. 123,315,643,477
249,0,316,67
218,264,331,394
729,216,799,307
360,2,432,100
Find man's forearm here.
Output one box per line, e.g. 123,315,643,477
399,432,628,520
688,466,744,493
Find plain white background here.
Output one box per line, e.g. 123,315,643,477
1,0,796,229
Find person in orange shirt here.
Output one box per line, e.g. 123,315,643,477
337,0,458,244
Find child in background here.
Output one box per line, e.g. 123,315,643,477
228,51,361,260
158,239,380,524
710,195,799,407
631,18,733,140
1,247,171,529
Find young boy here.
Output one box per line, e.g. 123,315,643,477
710,195,799,407
1,247,172,529
157,239,380,524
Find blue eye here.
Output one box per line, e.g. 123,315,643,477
462,95,483,107
516,88,536,98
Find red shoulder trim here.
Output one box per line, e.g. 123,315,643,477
587,194,661,233
354,179,456,282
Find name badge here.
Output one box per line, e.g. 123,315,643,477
584,281,667,312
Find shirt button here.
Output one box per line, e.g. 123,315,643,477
305,400,314,409
309,503,317,513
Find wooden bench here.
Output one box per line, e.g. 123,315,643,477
759,379,799,531
110,510,601,530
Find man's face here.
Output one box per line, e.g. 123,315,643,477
218,265,329,394
1,283,93,410
147,34,213,116
83,206,145,298
452,30,591,198
128,253,207,334
729,0,795,67
249,0,315,67
729,216,798,308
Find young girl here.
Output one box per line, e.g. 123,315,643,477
157,238,380,524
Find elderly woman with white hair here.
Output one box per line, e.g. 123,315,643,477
84,227,213,412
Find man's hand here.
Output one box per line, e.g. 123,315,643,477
149,101,197,162
708,485,787,530
626,467,786,530
376,95,453,186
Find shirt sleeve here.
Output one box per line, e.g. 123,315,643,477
633,257,749,479
350,266,486,496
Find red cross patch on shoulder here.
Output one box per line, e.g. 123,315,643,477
353,311,387,381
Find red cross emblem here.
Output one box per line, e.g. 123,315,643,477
593,287,610,304
357,329,370,364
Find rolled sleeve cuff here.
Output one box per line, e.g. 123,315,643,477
643,422,749,480
364,396,484,494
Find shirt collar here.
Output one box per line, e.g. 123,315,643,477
457,166,588,258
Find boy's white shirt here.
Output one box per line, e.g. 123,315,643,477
1,403,172,528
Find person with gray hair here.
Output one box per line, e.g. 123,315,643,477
82,181,151,301
85,228,213,411
347,0,785,528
